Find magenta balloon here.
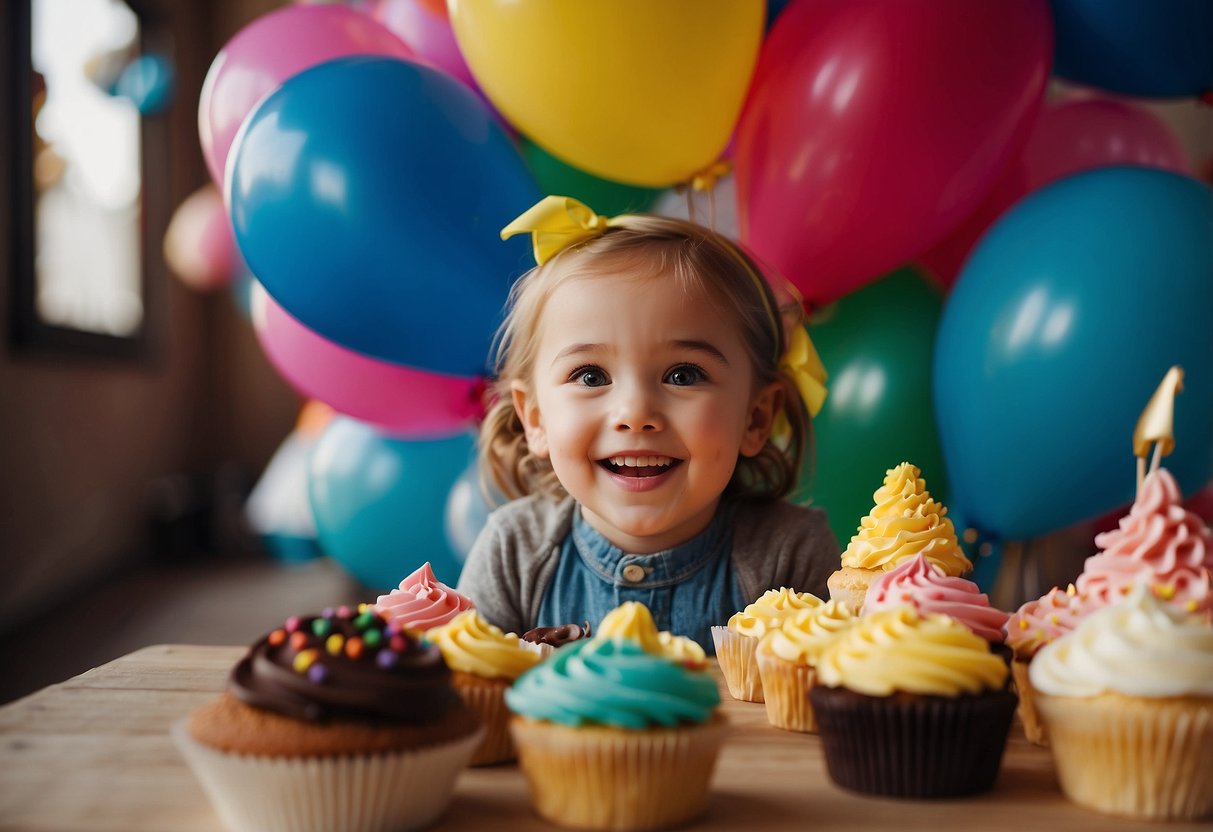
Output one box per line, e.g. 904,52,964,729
374,0,475,88
1021,97,1191,192
734,0,1051,305
253,284,482,438
199,5,413,188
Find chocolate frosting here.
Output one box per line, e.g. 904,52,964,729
521,621,592,647
230,606,459,723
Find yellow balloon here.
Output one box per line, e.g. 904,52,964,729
448,0,764,188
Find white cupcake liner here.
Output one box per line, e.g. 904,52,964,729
172,718,483,832
711,626,763,702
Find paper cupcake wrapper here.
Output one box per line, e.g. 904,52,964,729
756,650,819,733
809,686,1017,799
509,715,727,831
711,626,763,702
1036,692,1213,821
1010,657,1047,746
455,679,516,766
172,718,482,832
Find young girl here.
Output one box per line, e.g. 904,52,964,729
457,196,839,651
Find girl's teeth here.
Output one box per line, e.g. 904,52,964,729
609,456,672,468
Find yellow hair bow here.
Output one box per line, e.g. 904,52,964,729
780,325,828,418
500,195,619,266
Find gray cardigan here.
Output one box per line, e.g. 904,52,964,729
456,495,840,636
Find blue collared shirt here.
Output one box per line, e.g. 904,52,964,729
535,504,748,652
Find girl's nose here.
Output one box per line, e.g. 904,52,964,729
612,383,663,433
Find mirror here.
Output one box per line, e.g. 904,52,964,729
6,0,169,357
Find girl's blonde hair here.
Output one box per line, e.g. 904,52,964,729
479,214,811,504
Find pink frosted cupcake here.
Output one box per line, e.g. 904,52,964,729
1075,468,1212,614
375,562,474,635
865,553,1009,656
1006,468,1213,745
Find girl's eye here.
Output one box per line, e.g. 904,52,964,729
573,367,609,387
665,364,706,386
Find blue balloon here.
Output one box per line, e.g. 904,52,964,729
229,57,539,377
309,417,475,590
443,456,498,563
1051,0,1213,98
935,167,1213,541
113,53,175,114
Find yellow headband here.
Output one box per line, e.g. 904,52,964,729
500,195,827,417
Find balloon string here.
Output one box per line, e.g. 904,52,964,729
685,189,697,225
707,186,718,231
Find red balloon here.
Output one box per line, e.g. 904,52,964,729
734,0,1051,305
1020,96,1191,192
918,95,1191,288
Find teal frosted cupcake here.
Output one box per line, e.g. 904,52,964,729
506,637,725,830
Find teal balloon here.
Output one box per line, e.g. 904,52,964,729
520,138,663,216
797,268,949,548
309,418,475,590
935,167,1213,541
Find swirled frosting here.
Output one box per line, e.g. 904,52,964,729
865,553,1009,643
374,561,475,634
505,638,720,729
229,604,458,723
1030,584,1213,698
726,587,823,639
596,602,707,667
1075,469,1213,614
423,610,540,680
1004,584,1096,659
841,462,972,576
756,600,857,666
816,606,1008,696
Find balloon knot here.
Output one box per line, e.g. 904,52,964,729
688,159,733,193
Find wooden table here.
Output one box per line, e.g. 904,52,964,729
0,644,1203,831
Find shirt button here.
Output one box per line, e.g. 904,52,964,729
622,564,646,583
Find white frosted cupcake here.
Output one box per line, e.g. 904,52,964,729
1031,584,1213,820
711,587,821,702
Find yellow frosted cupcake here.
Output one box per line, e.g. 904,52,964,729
711,587,822,702
811,606,1015,798
755,600,857,732
506,602,724,830
424,610,541,765
1031,584,1213,820
828,462,971,613
596,601,708,668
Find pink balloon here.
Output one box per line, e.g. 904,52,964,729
163,184,237,291
252,284,483,438
734,0,1051,306
374,0,474,89
199,5,413,188
918,96,1191,288
1020,97,1191,192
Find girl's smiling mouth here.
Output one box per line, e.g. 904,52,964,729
599,456,681,478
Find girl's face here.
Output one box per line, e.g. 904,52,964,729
513,271,781,553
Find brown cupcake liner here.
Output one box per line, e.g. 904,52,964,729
755,650,818,733
1010,658,1047,746
809,685,1017,798
711,626,763,702
1037,692,1213,820
509,714,727,831
453,675,515,766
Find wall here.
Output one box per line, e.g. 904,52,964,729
0,0,297,632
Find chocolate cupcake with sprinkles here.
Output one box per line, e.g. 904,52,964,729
174,604,483,832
